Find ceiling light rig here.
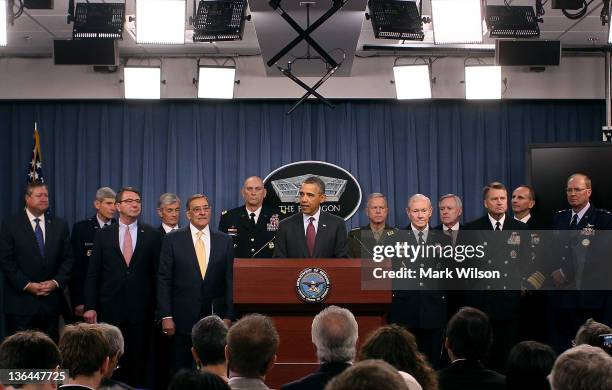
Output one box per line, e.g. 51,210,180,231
392,57,433,100
191,0,249,42
267,0,349,114
193,58,238,99
485,4,540,38
367,0,427,41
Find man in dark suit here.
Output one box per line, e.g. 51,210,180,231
347,193,397,258
548,173,612,352
390,193,450,367
157,193,234,373
438,307,505,390
0,181,73,342
219,176,280,258
83,187,162,388
157,192,181,235
70,186,116,320
274,176,348,258
464,181,528,371
281,306,356,390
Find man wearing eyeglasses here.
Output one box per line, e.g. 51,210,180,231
83,186,162,388
157,194,234,374
549,173,612,352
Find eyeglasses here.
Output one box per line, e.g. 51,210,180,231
190,206,211,213
119,198,141,204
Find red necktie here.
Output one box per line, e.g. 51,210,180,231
306,217,316,257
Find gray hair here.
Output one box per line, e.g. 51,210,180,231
94,323,124,357
158,192,180,208
311,306,358,363
438,194,463,209
367,193,387,207
407,194,431,209
550,345,612,390
95,187,116,202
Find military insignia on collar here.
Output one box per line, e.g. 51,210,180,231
267,214,280,231
508,232,521,245
387,230,395,237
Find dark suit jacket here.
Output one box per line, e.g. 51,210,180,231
157,226,234,334
389,227,450,329
273,211,348,258
84,222,162,324
219,205,279,258
0,211,73,316
158,225,166,236
280,362,351,390
70,216,115,307
463,214,528,320
438,359,505,390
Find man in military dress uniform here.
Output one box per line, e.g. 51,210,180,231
464,181,529,372
219,176,280,258
69,187,116,319
348,193,397,258
549,173,612,352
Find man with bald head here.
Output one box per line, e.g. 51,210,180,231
389,193,449,367
219,176,280,258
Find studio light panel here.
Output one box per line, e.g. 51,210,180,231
431,0,483,44
197,66,236,99
124,67,161,99
393,65,431,100
136,0,186,44
465,66,502,100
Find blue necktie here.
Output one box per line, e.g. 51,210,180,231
34,218,45,257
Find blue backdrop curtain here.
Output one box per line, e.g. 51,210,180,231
0,100,604,229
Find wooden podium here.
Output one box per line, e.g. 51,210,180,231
233,259,391,388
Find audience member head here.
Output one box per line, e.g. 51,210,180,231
312,306,358,364
167,370,230,390
59,324,110,387
506,341,556,390
550,344,612,390
445,307,493,361
191,315,228,377
0,330,61,390
94,323,124,379
325,360,409,390
574,318,612,347
226,314,278,379
359,325,437,390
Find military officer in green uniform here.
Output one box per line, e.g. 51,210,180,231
347,193,397,258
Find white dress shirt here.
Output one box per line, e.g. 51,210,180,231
488,213,506,230
246,206,262,224
303,207,322,234
411,224,429,243
25,208,45,241
190,224,211,266
118,220,138,252
162,223,179,234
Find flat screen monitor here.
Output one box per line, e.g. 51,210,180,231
527,143,612,227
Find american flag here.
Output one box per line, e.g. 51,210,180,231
27,123,45,184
